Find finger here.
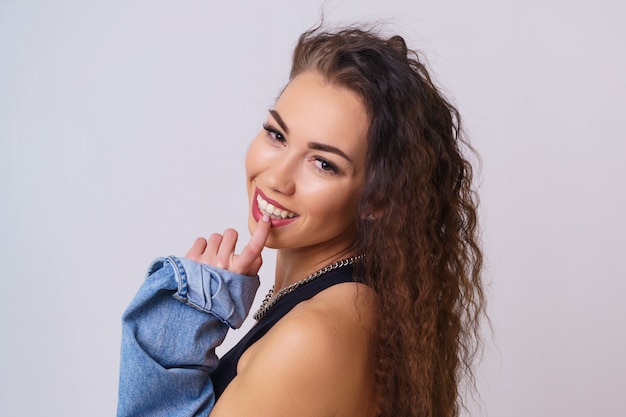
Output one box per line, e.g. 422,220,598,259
206,233,224,255
215,228,238,269
185,237,208,261
239,256,263,278
237,214,271,271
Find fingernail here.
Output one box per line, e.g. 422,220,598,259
262,213,270,223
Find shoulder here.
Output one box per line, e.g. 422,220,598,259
211,282,378,417
279,281,377,351
269,281,377,369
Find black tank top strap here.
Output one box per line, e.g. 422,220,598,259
211,263,358,398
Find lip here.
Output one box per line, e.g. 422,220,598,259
252,187,299,227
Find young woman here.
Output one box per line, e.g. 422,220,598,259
118,25,484,417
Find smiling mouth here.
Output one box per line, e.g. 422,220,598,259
256,194,299,219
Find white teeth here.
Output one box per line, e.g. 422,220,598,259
257,195,267,210
256,194,297,219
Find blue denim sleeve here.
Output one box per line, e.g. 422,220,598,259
117,256,260,417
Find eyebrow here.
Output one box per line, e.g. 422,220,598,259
308,142,353,164
269,109,289,134
269,109,353,164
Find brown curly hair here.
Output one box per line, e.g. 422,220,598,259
290,27,485,417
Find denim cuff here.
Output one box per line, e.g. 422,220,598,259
146,256,260,329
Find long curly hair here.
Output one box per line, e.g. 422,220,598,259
290,27,485,417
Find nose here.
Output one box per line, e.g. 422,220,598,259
265,153,296,195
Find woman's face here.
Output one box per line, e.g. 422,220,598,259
246,71,368,254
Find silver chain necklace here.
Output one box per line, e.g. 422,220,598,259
253,255,363,321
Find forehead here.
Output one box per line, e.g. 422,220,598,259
275,72,369,162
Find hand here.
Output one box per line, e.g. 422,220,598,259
185,214,272,276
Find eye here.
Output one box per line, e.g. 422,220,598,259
314,157,339,174
263,123,286,144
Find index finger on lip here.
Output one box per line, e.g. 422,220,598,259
240,215,272,262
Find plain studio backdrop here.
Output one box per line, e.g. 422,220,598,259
1,0,624,416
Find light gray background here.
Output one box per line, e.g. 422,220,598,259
1,0,624,416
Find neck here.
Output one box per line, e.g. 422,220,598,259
274,246,356,292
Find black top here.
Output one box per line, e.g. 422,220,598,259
210,263,358,398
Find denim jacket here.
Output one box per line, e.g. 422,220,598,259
117,256,259,417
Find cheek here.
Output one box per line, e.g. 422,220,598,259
308,186,360,223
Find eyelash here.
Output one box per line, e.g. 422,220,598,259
263,123,285,143
262,123,340,175
313,157,339,174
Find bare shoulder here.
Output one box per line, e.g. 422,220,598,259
211,282,379,417
278,281,377,365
